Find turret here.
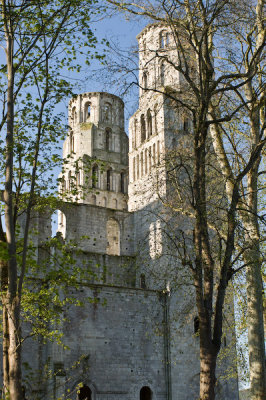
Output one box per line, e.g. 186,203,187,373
60,92,129,211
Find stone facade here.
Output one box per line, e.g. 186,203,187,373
19,24,239,400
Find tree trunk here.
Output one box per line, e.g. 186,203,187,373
199,346,217,400
7,299,22,400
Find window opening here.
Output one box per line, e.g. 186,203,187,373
143,71,148,90
140,386,152,400
140,152,143,177
77,384,92,400
160,62,165,85
183,118,189,133
120,172,125,193
141,114,146,143
91,194,96,205
136,155,139,179
145,150,148,174
106,128,111,151
92,165,98,188
103,102,112,122
84,102,91,121
157,141,160,164
194,316,200,334
61,176,66,193
72,106,77,125
133,119,137,149
51,210,66,239
107,169,111,191
147,109,152,137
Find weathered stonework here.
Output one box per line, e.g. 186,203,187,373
18,23,239,400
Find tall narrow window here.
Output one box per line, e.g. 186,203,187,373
103,102,112,122
72,106,77,125
145,150,148,174
159,31,164,48
141,114,146,143
84,102,91,121
140,386,152,400
133,119,137,149
106,128,111,151
183,118,189,133
194,316,200,334
120,172,125,193
153,143,156,165
154,104,158,135
160,62,165,85
77,384,92,400
137,155,139,179
149,147,152,170
147,109,152,138
140,152,143,177
157,141,160,164
143,71,148,89
92,165,98,188
69,132,74,153
107,169,111,191
68,171,72,190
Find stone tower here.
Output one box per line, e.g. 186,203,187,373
16,24,239,400
61,92,128,211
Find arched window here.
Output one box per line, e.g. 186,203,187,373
51,210,66,239
194,316,200,334
107,169,112,191
92,165,98,188
103,102,112,122
140,386,152,400
141,114,146,143
84,102,91,121
159,31,165,48
103,197,107,207
147,109,152,138
106,128,111,151
77,384,92,400
120,172,125,193
69,132,74,153
106,218,120,256
114,199,118,209
140,274,146,289
140,152,143,177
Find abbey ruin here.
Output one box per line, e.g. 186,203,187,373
19,23,239,400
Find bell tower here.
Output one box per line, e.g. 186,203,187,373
128,23,185,211
60,92,129,210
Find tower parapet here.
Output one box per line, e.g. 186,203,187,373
61,92,129,210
